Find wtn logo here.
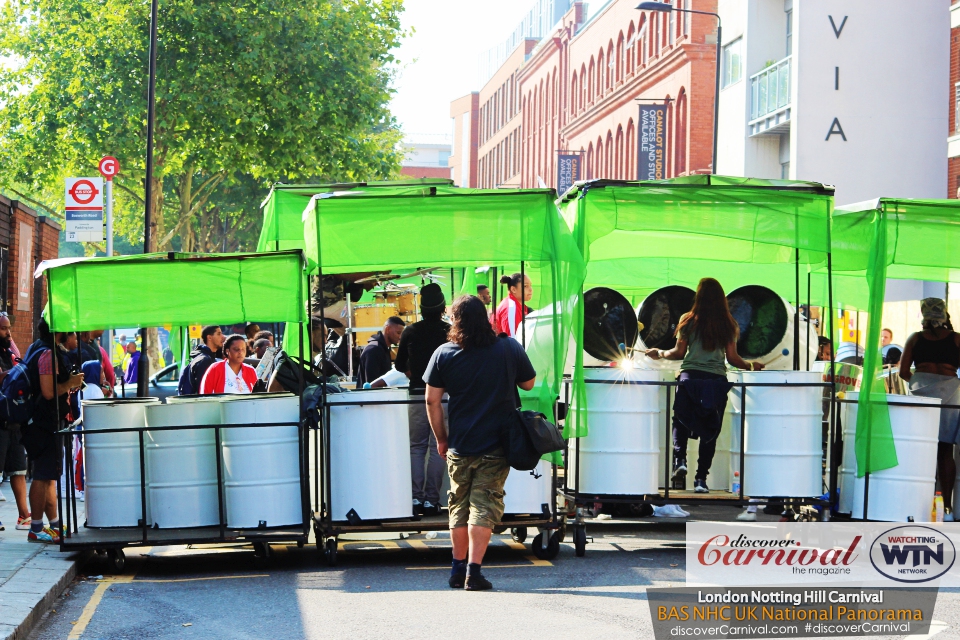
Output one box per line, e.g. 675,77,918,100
879,543,944,567
870,526,956,583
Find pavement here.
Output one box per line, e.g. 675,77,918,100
0,478,87,640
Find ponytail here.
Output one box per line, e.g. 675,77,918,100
500,272,523,289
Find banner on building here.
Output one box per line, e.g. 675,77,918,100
638,104,667,180
64,176,104,243
556,154,581,196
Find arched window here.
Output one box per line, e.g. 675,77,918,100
580,65,586,110
615,125,624,178
653,13,660,57
597,50,604,94
626,119,636,179
638,15,647,68
588,57,595,103
586,143,594,180
605,130,613,177
675,88,687,175
596,137,603,178
626,23,635,76
606,41,614,90
616,32,625,83
571,76,578,115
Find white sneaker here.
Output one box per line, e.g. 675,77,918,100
737,510,757,522
0,487,6,501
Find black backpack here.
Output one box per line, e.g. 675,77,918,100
0,342,46,426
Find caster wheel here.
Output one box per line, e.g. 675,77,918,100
573,525,587,557
253,542,271,568
531,531,561,560
107,549,125,573
510,527,528,544
324,538,338,567
297,539,305,549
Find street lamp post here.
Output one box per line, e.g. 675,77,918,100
138,0,159,398
637,1,721,175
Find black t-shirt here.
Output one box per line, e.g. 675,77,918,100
424,337,536,456
394,318,450,393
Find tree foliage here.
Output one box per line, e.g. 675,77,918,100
0,0,405,253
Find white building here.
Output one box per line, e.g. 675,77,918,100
716,0,948,203
400,134,453,180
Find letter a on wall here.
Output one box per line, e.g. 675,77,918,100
826,117,847,141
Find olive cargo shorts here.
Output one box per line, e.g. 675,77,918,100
447,451,510,530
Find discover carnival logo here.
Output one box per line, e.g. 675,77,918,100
869,525,956,583
696,533,861,573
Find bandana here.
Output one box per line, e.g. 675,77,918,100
921,297,947,328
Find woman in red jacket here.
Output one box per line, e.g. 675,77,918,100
200,334,257,394
493,272,533,340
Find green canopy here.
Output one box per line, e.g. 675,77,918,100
832,198,960,476
560,176,836,436
39,251,308,332
300,187,586,445
257,179,455,252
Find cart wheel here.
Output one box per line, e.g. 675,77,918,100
531,532,561,560
324,538,338,567
253,541,271,568
107,549,125,573
573,525,587,557
510,527,528,543
297,539,305,549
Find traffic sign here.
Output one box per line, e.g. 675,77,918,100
98,156,119,181
65,177,104,243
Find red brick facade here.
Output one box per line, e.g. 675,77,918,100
950,13,960,198
0,195,61,350
455,0,718,191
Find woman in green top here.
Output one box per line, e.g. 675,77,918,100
646,278,763,493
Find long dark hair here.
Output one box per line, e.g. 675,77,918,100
675,278,739,352
448,295,497,349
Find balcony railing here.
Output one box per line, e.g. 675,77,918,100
749,56,792,135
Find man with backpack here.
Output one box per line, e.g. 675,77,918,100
19,321,84,542
178,326,224,395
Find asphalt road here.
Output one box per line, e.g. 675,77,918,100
25,520,960,640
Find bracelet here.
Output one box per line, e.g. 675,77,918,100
748,362,756,371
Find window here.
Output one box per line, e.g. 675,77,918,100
669,2,675,44
785,8,793,56
955,84,960,133
722,37,743,88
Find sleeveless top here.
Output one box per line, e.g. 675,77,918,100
679,327,727,377
913,332,960,366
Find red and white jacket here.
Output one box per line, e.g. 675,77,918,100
199,360,258,395
493,293,529,340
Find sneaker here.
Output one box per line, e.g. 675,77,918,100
16,516,31,531
43,526,61,543
737,510,757,521
412,499,424,517
694,479,709,493
28,530,54,543
464,572,493,591
0,487,6,501
422,501,440,517
671,458,688,482
449,570,467,589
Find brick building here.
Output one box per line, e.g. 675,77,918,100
0,195,61,349
450,0,719,190
950,2,960,197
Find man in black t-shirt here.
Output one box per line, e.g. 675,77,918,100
395,283,449,516
424,295,535,591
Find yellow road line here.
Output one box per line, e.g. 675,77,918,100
406,556,552,570
68,575,133,639
405,539,430,552
502,539,527,551
99,574,270,584
339,540,400,550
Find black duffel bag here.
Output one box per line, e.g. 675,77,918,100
500,409,565,471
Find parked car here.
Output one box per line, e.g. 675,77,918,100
114,363,180,400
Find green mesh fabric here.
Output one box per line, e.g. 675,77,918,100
831,199,960,476
300,187,586,453
559,177,835,438
42,251,307,331
257,179,456,252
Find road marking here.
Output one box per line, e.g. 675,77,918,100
99,574,270,584
68,575,134,639
339,540,400,550
406,556,552,570
405,539,430,552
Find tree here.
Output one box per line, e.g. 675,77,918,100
0,0,405,253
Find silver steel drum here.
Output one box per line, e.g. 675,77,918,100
83,398,160,527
